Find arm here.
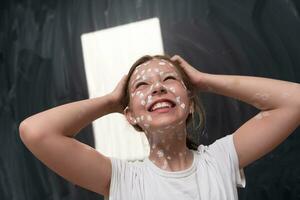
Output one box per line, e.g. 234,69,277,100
172,55,300,168
19,75,128,196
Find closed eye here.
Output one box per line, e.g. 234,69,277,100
135,82,147,88
163,76,176,81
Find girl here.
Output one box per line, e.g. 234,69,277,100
19,55,300,199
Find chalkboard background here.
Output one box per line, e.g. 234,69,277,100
1,0,300,199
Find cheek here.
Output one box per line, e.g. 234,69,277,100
175,92,191,114
130,93,147,112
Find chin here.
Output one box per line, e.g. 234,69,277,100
151,116,186,129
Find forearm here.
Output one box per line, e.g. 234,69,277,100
200,73,300,110
20,94,117,138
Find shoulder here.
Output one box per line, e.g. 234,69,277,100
109,157,147,179
110,157,146,172
196,134,238,173
108,157,147,198
196,134,246,188
197,134,234,155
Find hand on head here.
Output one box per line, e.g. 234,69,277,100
171,55,206,91
110,74,129,113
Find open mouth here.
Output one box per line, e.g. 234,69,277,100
148,99,176,112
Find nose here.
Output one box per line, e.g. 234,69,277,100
151,82,167,95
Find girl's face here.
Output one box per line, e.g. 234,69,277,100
126,59,191,131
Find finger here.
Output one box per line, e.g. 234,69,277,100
171,55,188,67
171,55,180,62
114,75,128,92
122,74,128,81
120,74,128,85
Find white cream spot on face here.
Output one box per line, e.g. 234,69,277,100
148,85,154,93
141,100,146,105
147,115,152,121
147,95,153,104
179,152,183,157
144,123,150,128
136,75,141,80
143,61,150,66
134,69,139,75
169,87,175,93
139,93,144,98
176,96,181,103
180,103,186,109
131,92,135,97
154,82,160,88
167,156,171,160
141,115,144,121
159,61,166,65
147,68,152,72
154,68,159,73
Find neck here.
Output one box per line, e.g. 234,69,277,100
146,125,194,171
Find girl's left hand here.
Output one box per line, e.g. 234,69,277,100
171,55,207,91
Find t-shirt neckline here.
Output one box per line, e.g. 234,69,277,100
145,150,198,178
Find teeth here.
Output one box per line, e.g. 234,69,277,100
151,101,172,111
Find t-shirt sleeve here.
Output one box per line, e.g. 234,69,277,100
204,134,246,188
108,157,133,199
108,157,143,200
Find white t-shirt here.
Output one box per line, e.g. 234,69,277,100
108,134,246,200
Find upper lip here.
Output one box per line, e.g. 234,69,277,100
147,98,176,112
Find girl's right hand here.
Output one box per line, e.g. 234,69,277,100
109,75,128,113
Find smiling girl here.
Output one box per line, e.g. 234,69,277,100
19,55,300,199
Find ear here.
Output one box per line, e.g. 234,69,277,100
124,106,137,125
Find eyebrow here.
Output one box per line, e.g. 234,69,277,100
131,70,179,85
